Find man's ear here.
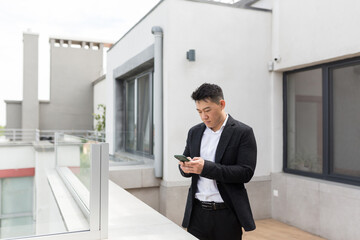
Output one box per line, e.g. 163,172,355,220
220,99,226,110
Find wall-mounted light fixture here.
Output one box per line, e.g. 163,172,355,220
186,49,196,61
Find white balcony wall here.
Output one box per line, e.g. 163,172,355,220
0,145,35,169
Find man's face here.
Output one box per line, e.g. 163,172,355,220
195,98,226,131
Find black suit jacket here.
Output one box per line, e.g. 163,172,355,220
179,115,257,231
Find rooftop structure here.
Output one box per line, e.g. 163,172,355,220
5,33,113,132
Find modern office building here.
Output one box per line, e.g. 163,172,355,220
106,0,360,239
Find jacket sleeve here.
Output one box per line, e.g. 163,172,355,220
178,128,194,178
200,128,257,183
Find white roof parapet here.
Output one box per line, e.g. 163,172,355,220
49,36,113,48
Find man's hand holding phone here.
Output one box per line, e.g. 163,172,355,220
176,155,204,174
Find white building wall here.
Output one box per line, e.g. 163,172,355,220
107,0,272,182
0,146,35,169
107,1,273,223
273,0,360,71
271,0,360,171
270,1,360,239
107,0,272,183
162,0,272,182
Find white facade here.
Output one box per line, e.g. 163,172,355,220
106,0,360,238
269,1,360,239
0,145,35,170
273,0,360,71
107,0,272,182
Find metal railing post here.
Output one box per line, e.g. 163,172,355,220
100,143,109,239
89,144,101,232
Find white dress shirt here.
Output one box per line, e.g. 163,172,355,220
195,114,229,203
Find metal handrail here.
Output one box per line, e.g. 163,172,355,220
0,129,105,143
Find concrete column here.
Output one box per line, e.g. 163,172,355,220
50,39,55,47
22,32,39,130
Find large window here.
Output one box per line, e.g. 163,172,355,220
125,71,153,156
0,177,34,238
284,57,360,185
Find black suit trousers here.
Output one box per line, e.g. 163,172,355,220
188,202,242,240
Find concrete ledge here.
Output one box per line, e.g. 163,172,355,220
108,180,196,240
33,141,55,152
0,142,33,146
109,163,161,189
92,74,106,86
113,44,154,80
4,100,22,104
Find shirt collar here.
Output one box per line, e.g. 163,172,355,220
206,114,228,133
222,114,229,128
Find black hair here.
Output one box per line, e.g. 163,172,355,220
191,83,224,103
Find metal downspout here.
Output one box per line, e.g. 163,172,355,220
152,26,163,178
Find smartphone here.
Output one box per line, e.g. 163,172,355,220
174,154,190,162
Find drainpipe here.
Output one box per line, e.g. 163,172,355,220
152,26,163,178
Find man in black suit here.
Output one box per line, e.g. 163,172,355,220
179,83,257,240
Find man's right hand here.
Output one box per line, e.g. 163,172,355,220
179,157,193,174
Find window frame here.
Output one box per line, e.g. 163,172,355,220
124,70,154,157
283,56,360,186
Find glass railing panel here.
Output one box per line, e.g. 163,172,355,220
0,132,108,239
55,134,93,211
56,134,96,190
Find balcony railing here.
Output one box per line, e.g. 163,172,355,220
0,131,108,240
0,129,105,143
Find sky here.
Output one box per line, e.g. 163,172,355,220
0,0,162,126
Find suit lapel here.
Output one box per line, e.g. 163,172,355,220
193,124,206,158
215,115,235,163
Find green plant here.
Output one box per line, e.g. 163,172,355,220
93,104,106,132
0,125,4,136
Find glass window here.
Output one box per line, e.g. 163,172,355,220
284,58,360,186
0,177,34,238
1,177,33,214
137,74,151,154
126,79,136,152
286,68,323,173
125,72,153,156
332,63,360,177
